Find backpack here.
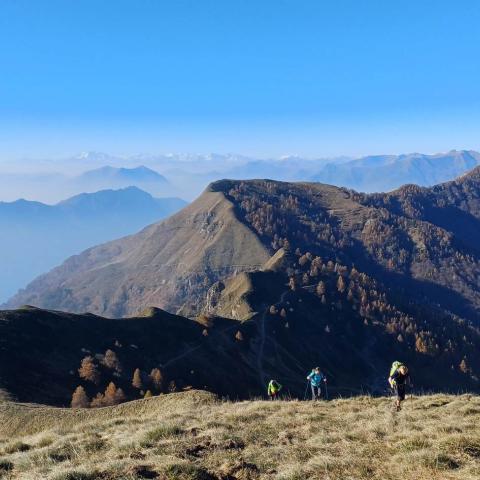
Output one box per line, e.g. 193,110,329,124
268,380,282,394
388,361,403,387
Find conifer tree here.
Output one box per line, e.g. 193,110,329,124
150,368,164,392
316,281,326,297
90,393,105,408
78,356,101,384
104,382,118,406
460,358,469,374
103,349,121,372
132,368,144,390
71,386,90,408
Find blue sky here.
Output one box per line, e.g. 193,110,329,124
1,0,480,158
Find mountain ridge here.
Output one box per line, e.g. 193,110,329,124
6,167,480,327
5,187,269,317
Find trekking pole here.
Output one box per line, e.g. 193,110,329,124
303,380,310,400
324,380,329,400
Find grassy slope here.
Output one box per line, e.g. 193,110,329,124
1,391,480,479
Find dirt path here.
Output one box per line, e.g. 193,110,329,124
161,323,238,368
255,290,290,388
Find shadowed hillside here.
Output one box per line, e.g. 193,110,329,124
3,249,480,408
1,391,480,479
0,306,261,406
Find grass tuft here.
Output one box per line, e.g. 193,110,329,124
52,472,94,480
3,441,30,454
0,459,14,472
163,463,215,480
140,424,183,447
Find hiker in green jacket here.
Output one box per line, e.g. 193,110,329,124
388,362,410,411
267,379,282,400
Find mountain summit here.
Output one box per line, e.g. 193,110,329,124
7,168,480,329
5,185,269,316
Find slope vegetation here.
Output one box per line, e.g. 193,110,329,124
1,391,480,479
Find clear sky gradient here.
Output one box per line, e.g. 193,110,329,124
1,0,480,159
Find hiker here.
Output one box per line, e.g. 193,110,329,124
388,362,410,411
267,379,282,400
307,367,327,400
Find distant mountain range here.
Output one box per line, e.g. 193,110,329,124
74,165,169,191
0,165,174,203
310,150,480,192
2,149,480,203
0,187,187,303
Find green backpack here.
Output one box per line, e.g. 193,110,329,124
389,361,404,378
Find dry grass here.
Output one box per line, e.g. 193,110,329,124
1,391,480,479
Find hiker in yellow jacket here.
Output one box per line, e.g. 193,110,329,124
267,379,282,400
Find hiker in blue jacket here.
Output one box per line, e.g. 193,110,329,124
307,367,327,400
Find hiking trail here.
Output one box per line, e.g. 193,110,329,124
255,289,290,388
